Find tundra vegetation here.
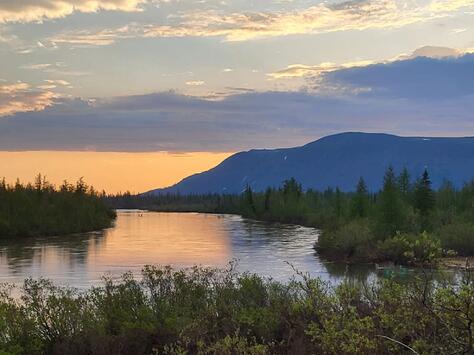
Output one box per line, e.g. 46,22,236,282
107,167,474,264
1,265,474,355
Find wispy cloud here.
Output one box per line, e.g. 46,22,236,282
185,80,205,86
45,0,474,47
0,0,148,23
45,79,71,86
268,61,376,79
269,46,474,82
0,82,56,116
50,25,141,47
142,0,474,41
20,63,53,70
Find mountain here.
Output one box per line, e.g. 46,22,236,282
148,132,474,194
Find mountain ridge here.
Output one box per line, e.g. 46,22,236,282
147,132,474,194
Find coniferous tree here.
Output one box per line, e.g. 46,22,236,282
398,167,411,196
264,188,272,211
282,178,302,200
414,169,435,230
243,185,256,215
378,166,404,237
335,187,343,218
351,177,369,218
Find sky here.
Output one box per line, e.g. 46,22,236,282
1,0,474,192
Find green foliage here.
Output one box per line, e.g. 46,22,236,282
317,220,375,261
438,223,474,256
378,232,442,265
0,175,115,237
2,266,474,354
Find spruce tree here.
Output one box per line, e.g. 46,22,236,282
414,168,435,217
243,184,256,215
264,187,272,211
398,167,411,195
351,177,369,218
378,166,404,237
335,187,343,218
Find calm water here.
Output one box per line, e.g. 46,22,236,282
0,210,380,289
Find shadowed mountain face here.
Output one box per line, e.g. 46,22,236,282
148,132,474,194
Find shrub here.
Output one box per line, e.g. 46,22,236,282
437,223,474,256
316,220,375,261
378,232,442,265
2,266,474,354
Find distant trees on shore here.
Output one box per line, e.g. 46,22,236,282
0,175,116,237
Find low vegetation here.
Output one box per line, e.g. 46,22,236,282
107,167,474,265
2,265,474,355
0,175,116,238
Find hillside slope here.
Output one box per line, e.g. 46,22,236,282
148,132,474,194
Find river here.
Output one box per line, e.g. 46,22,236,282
0,210,403,289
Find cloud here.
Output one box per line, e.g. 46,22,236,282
20,63,53,70
45,79,71,86
142,0,474,41
45,0,474,46
1,53,474,152
185,80,205,86
402,46,470,59
318,53,474,99
0,0,148,23
0,82,56,116
50,25,141,47
268,61,376,79
269,46,474,81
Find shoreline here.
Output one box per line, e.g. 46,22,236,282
143,209,470,271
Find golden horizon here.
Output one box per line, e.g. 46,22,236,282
0,151,234,194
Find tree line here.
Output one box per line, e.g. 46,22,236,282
0,175,116,238
107,167,474,264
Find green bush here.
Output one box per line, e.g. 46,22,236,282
378,232,442,265
316,220,375,261
438,223,474,256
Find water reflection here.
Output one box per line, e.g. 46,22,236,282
0,211,233,288
0,210,455,289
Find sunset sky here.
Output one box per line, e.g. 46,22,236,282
1,0,474,192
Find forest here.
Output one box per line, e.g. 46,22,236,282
107,167,474,265
0,175,116,238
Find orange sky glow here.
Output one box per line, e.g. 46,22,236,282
0,151,233,194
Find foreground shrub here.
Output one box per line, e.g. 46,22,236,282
2,265,474,354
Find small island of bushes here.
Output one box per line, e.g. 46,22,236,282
107,167,474,266
0,175,116,238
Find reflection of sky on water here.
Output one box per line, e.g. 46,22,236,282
1,210,458,290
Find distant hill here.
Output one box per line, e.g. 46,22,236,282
148,132,474,194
